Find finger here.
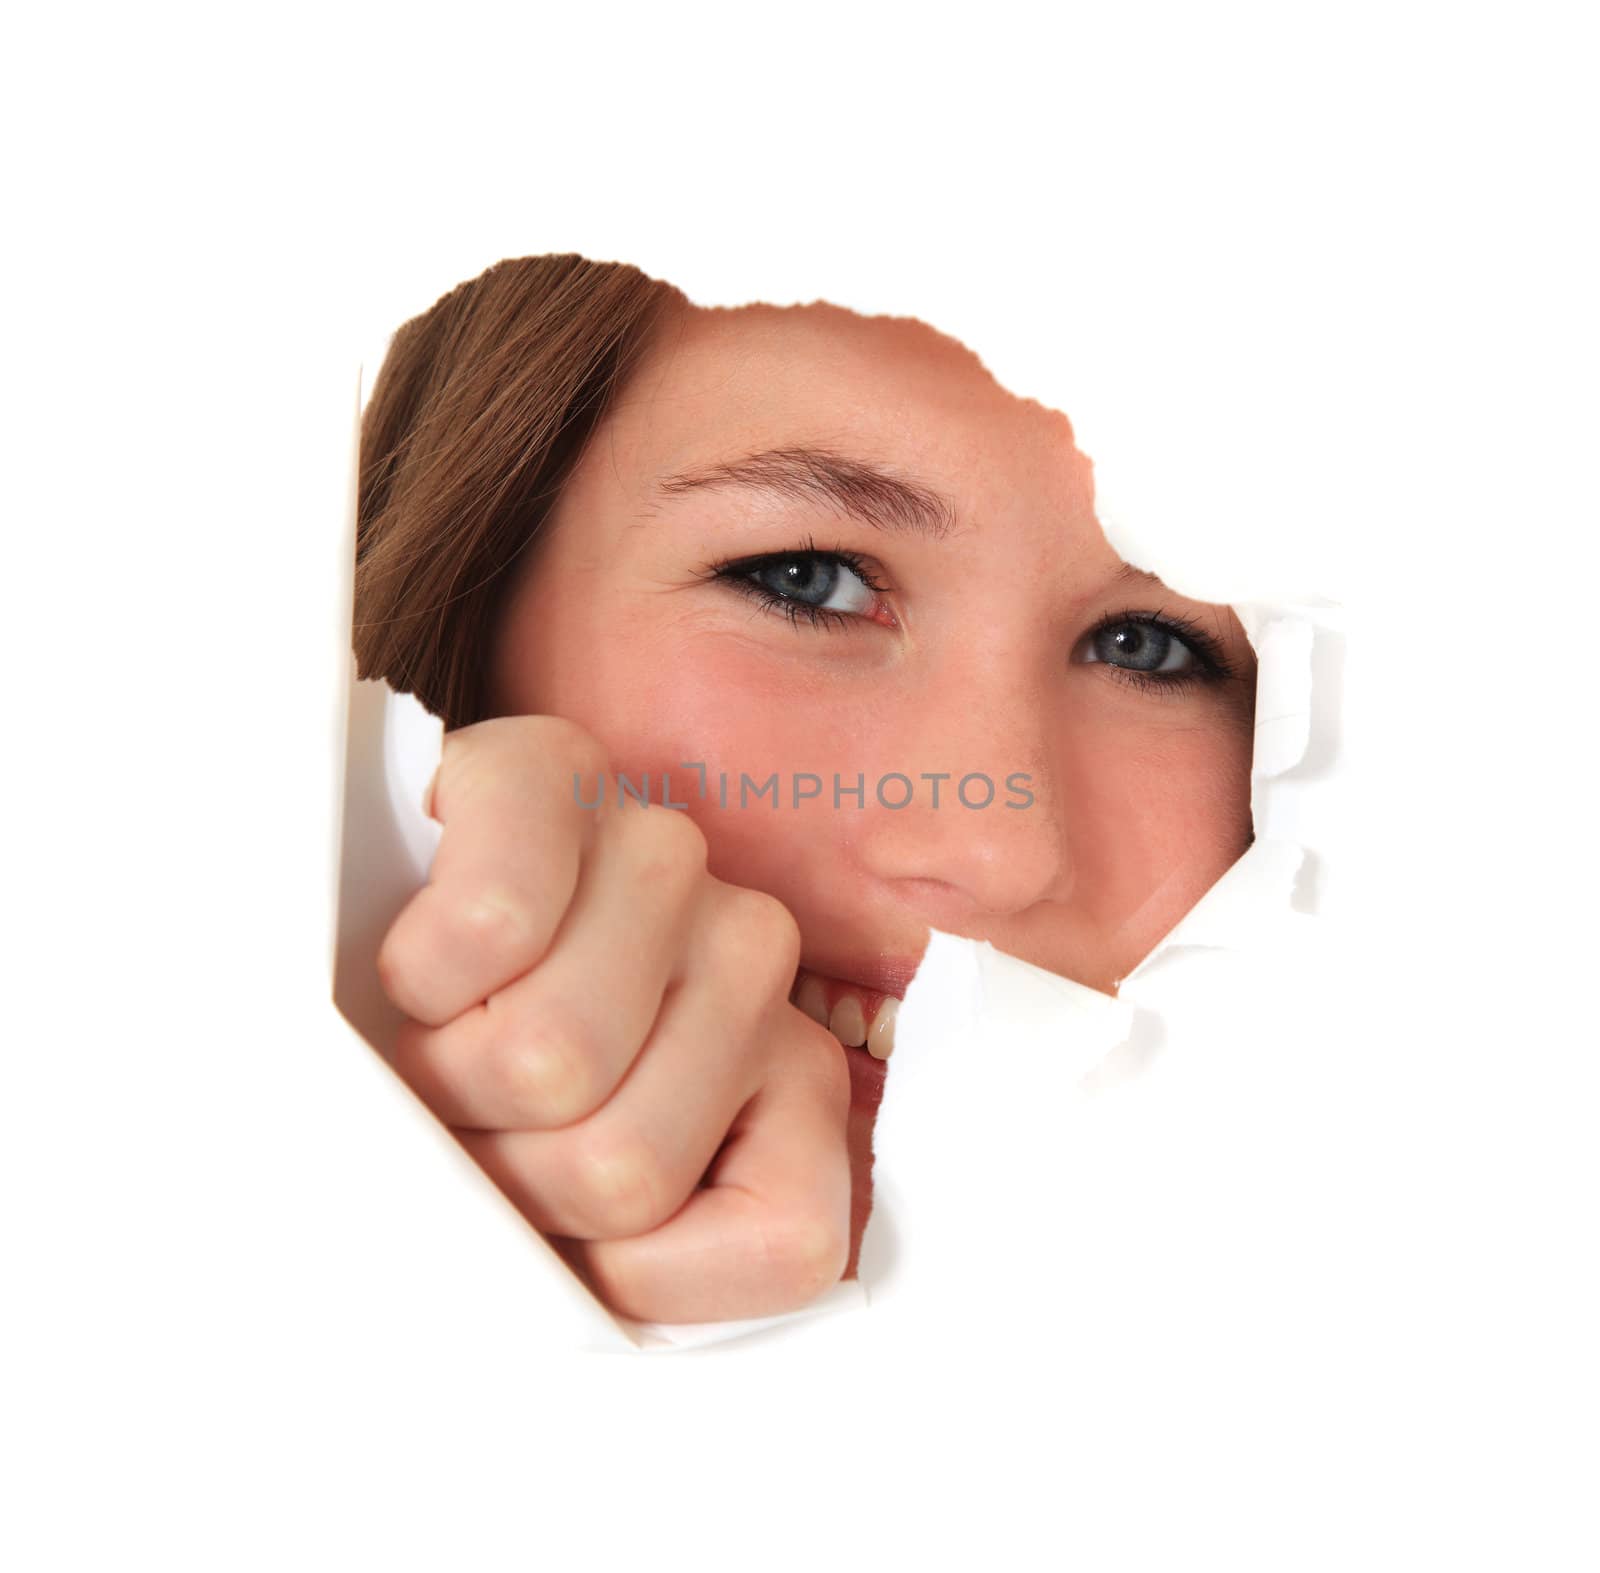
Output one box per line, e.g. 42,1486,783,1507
561,1010,853,1324
384,806,709,1130
376,716,603,1026
455,921,779,1238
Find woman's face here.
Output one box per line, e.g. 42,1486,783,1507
489,302,1256,1002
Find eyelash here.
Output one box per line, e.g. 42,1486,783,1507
700,539,891,632
699,546,1236,689
1084,606,1238,693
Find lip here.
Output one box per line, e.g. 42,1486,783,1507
794,950,926,1003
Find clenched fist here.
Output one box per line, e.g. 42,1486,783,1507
376,715,853,1324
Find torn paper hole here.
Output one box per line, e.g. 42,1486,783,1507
334,261,1338,1349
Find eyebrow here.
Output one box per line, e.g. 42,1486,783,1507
656,446,959,539
1111,561,1166,590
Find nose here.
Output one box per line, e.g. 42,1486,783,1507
850,673,1071,927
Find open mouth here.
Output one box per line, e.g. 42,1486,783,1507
791,958,920,1278
789,962,913,1061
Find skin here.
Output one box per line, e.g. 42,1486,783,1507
378,300,1257,1324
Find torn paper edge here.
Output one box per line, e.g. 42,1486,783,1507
330,343,1342,1352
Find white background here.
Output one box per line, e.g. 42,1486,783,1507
6,4,1596,1568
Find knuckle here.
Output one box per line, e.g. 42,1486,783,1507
491,1014,600,1127
569,1126,674,1239
439,883,541,972
628,806,709,883
706,887,802,992
758,1200,850,1306
539,717,610,784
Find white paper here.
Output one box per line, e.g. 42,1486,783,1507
12,15,1596,1568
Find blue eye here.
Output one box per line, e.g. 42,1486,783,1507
704,544,888,630
1086,620,1196,674
1077,612,1238,688
749,555,875,615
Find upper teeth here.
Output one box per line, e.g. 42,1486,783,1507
867,997,899,1060
793,970,897,1059
829,994,867,1047
794,974,829,1026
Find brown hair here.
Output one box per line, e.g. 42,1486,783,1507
354,254,681,727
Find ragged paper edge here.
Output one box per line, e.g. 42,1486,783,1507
328,586,1336,1351
883,602,1328,1080
330,344,1339,1351
1116,603,1334,996
850,595,1337,1304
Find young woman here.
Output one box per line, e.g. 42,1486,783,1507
355,254,1258,1326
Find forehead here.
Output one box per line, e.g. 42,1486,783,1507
605,301,1088,493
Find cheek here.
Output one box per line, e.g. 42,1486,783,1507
497,609,847,894
1057,702,1255,962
